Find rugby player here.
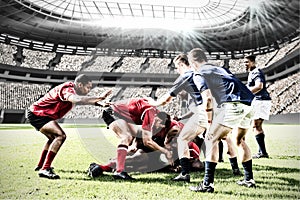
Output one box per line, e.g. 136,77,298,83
101,98,174,180
146,53,212,183
188,48,256,193
28,74,111,179
88,112,204,176
245,55,271,159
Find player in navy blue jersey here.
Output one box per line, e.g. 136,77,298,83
188,48,256,193
146,53,212,183
245,55,271,159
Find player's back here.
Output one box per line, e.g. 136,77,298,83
196,64,254,106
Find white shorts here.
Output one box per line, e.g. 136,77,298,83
252,99,272,120
179,112,208,139
214,102,254,129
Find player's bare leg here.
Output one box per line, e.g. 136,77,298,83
37,120,66,179
173,114,206,183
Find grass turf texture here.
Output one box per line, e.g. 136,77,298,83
0,124,299,199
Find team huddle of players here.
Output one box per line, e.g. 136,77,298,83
28,48,271,193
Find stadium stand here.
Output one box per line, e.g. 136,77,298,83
114,57,146,73
55,54,91,71
144,58,172,74
0,35,299,122
0,81,52,110
0,43,17,66
21,49,55,70
82,56,120,72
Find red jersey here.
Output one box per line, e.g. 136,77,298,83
112,98,160,131
151,120,183,147
30,82,76,120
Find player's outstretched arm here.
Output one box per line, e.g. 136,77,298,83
68,89,112,105
145,94,173,107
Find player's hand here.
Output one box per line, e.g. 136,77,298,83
165,150,174,166
164,143,171,150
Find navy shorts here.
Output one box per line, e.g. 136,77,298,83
27,111,53,131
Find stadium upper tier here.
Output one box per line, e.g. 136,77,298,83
0,0,299,53
0,39,299,75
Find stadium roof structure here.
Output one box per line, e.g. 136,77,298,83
0,0,299,56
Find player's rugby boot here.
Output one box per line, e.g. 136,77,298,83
113,171,135,180
189,182,214,193
237,179,256,188
38,168,60,179
172,172,190,182
252,152,269,159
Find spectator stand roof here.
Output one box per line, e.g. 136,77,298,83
0,0,299,57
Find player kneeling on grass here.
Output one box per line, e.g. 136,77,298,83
100,98,174,180
27,74,112,179
88,112,204,178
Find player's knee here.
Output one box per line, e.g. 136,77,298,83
120,134,133,145
57,133,67,142
102,108,115,126
236,136,245,146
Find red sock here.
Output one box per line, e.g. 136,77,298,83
42,151,57,170
116,144,128,172
100,164,113,172
37,150,48,168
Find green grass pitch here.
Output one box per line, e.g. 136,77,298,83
0,124,299,199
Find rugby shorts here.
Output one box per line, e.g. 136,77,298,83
27,110,53,131
252,99,272,120
214,102,254,129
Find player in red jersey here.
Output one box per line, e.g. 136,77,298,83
88,112,204,177
27,74,111,179
101,98,174,180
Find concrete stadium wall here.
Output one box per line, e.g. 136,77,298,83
267,113,300,124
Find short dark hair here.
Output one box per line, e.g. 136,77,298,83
174,53,189,66
188,48,208,63
156,111,171,129
75,74,91,85
245,55,256,62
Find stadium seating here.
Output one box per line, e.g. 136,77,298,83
0,40,299,120
0,81,51,110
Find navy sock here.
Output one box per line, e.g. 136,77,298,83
255,133,268,155
242,160,253,181
218,141,224,162
179,157,190,175
203,161,217,185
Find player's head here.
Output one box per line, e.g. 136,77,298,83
188,48,208,71
152,111,171,131
174,53,191,75
244,55,256,71
74,74,92,95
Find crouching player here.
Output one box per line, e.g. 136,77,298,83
27,74,111,179
88,112,204,177
99,98,174,180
